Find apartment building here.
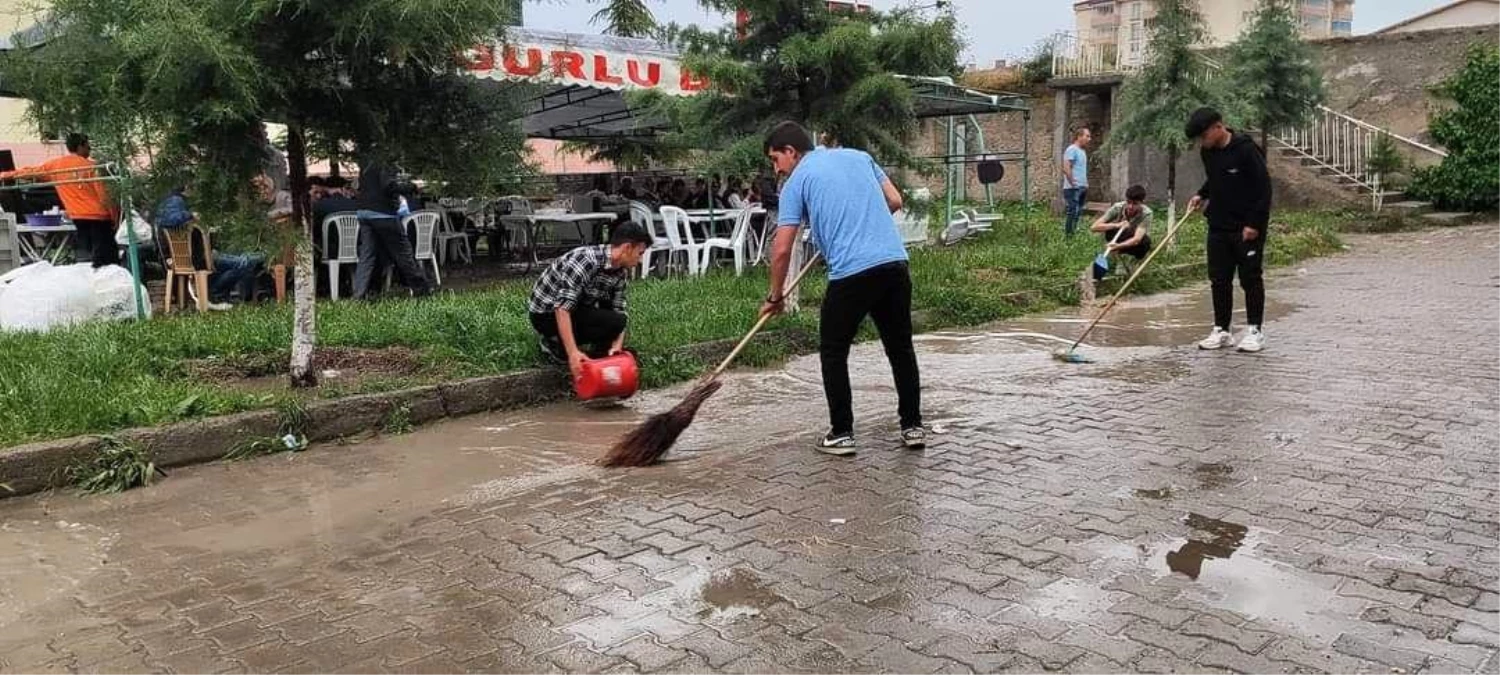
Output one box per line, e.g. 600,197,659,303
1075,0,1354,67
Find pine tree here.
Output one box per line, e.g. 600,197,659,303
621,0,962,177
1108,0,1226,219
590,0,658,37
1226,0,1325,149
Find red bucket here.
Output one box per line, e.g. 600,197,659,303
573,352,640,401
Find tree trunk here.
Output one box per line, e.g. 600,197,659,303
287,122,319,388
1166,146,1178,250
1260,127,1269,153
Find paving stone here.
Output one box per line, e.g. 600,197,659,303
3,226,1499,675
855,641,957,673
1177,615,1277,654
1360,605,1459,640
607,636,691,672
672,629,753,669
1331,634,1428,673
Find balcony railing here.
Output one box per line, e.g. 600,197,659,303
1051,32,1137,78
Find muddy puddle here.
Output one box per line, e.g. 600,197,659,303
1031,513,1368,647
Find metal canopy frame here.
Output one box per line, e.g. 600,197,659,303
899,75,1034,229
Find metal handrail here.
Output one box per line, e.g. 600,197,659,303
1309,105,1448,159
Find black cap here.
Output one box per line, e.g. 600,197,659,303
1185,107,1222,140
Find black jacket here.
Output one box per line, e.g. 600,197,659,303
1196,132,1272,232
355,161,413,216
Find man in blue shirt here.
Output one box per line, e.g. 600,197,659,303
760,121,926,455
1061,127,1091,236
155,186,266,309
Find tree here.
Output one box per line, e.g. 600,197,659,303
589,0,658,37
1225,0,1324,149
1107,0,1226,222
1409,42,1499,212
1,0,530,387
613,0,962,179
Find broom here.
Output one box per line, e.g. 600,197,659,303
600,254,823,467
1054,205,1197,364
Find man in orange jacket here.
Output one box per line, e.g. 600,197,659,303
1,133,119,267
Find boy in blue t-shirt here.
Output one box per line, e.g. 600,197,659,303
760,121,926,455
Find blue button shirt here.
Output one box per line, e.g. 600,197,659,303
776,148,907,281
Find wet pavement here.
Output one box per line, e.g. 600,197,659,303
2,225,1498,674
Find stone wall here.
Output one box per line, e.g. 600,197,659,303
1309,26,1493,145
906,87,1059,207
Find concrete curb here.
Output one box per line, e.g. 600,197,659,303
0,328,819,500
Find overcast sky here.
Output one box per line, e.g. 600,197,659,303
524,0,1459,67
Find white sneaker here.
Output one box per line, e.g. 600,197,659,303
1197,327,1235,350
1237,327,1266,353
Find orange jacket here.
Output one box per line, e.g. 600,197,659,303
1,153,115,221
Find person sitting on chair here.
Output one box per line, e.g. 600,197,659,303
155,186,266,309
528,222,653,379
1089,184,1154,281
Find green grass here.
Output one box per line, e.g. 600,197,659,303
0,203,1351,448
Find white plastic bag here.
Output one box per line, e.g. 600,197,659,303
91,264,152,322
115,210,154,246
0,262,96,331
0,262,150,332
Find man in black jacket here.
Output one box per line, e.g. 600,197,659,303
353,158,431,299
1186,107,1272,353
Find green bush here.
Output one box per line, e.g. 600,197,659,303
1409,42,1500,212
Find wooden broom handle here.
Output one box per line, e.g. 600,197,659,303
708,254,822,380
1067,206,1197,352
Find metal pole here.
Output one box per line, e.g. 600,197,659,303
1022,109,1032,212
122,192,146,321
945,115,955,228
969,114,994,208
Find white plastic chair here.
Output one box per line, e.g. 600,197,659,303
658,206,705,277
631,201,671,278
322,212,361,300
435,207,472,265
963,207,1002,232
406,211,442,286
700,207,754,276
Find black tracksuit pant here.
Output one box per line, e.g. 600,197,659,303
1206,228,1266,330
820,261,922,436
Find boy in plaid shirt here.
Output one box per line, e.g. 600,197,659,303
529,222,653,377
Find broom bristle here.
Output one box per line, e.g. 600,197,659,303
600,379,724,467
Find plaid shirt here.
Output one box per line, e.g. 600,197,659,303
527,245,629,314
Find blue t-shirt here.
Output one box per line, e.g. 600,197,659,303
777,148,907,281
1064,144,1088,189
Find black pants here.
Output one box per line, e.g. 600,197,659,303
73,218,119,268
1207,228,1266,329
530,305,627,357
354,216,431,299
820,261,922,436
